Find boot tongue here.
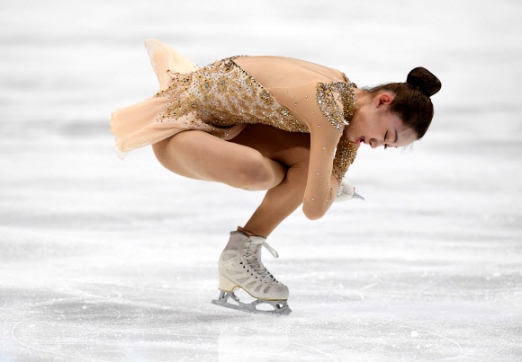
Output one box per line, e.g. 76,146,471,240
250,236,279,258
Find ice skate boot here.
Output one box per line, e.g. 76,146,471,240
211,231,291,315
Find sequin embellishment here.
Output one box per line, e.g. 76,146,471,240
316,82,356,133
154,58,308,138
332,138,358,183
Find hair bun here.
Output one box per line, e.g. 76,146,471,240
407,67,441,97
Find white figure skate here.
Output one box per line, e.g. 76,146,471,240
212,231,291,315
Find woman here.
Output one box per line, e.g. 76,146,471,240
110,39,441,315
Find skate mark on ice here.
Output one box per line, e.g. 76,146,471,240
49,286,154,319
62,278,204,313
109,306,122,320
415,274,456,295
64,277,195,295
11,315,93,362
359,282,379,291
62,279,203,314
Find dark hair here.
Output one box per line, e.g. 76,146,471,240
368,67,441,139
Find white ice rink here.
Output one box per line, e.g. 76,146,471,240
1,0,521,360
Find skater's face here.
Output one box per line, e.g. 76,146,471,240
347,91,417,149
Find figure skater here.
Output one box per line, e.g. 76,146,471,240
110,39,441,315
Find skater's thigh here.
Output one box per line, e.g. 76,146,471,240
152,130,272,183
230,124,311,168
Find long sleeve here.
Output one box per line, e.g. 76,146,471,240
302,121,344,219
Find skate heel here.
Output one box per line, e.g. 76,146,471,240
218,275,237,292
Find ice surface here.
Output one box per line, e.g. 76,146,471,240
1,0,521,360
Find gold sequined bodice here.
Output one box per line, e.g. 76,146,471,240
154,58,309,136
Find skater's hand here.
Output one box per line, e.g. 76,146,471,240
336,181,365,202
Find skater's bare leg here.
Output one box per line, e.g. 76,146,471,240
152,130,286,191
242,166,307,237
229,124,310,237
212,125,309,313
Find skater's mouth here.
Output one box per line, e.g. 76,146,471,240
356,137,365,147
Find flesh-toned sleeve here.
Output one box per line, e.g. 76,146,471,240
301,123,344,220
301,120,358,220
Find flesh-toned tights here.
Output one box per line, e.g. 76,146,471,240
151,124,310,237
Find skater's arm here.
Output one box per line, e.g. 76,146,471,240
302,124,343,220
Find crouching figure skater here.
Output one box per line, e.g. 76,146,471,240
110,39,441,315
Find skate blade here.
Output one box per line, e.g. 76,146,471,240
354,192,365,200
211,291,292,316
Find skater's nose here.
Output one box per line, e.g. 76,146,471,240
369,138,382,148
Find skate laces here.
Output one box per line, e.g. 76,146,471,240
244,237,279,282
251,237,279,258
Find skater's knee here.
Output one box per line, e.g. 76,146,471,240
151,132,196,173
234,155,280,191
151,136,190,176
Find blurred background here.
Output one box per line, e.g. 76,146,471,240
1,0,521,360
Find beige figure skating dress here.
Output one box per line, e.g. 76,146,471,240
110,40,359,218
